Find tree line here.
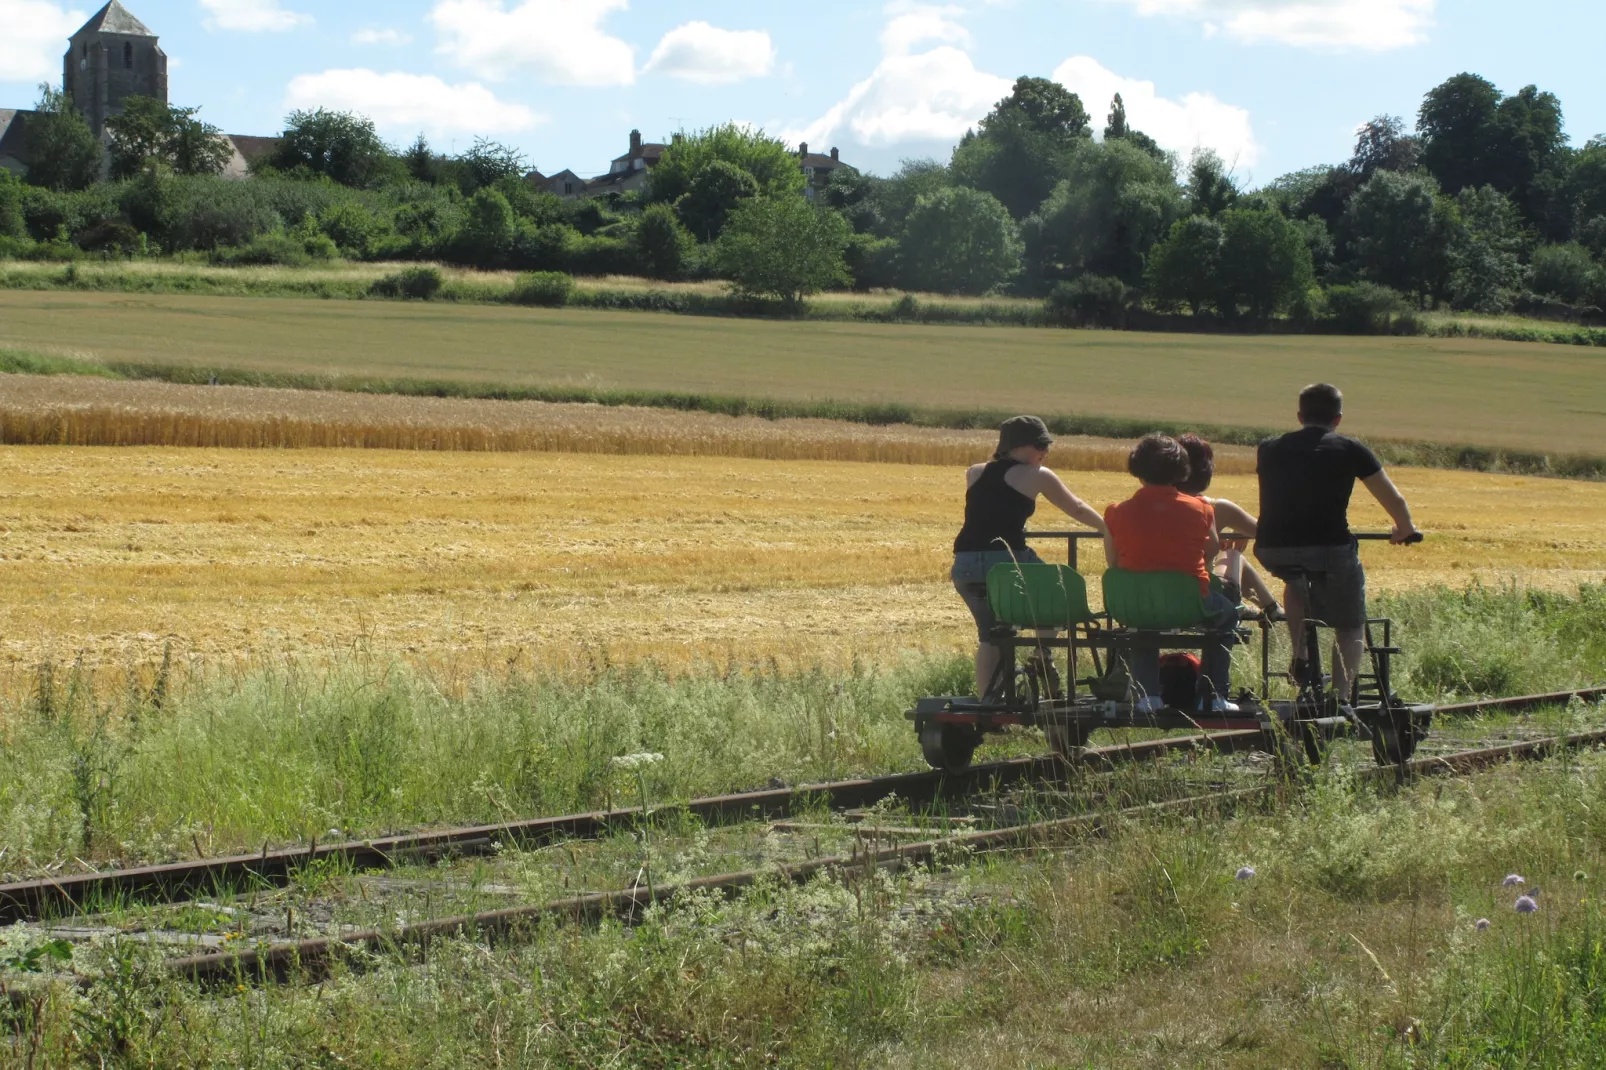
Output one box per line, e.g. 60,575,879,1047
2,72,1603,326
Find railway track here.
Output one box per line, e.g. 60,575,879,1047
2,684,1602,991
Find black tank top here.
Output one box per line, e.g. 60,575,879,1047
953,459,1037,553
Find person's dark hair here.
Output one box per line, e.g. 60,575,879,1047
993,415,1054,459
1175,433,1214,495
1299,383,1343,426
1128,433,1190,486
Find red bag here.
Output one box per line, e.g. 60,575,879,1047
1159,652,1201,710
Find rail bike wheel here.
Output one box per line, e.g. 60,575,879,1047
920,722,979,772
1044,721,1092,762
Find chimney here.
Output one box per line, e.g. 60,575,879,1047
629,129,642,155
830,147,839,161
799,142,808,158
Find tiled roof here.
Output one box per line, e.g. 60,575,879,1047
0,110,32,158
76,1,156,36
610,144,667,164
801,152,844,169
226,135,279,163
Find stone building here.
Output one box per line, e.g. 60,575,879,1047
531,129,852,202
64,1,169,138
1,1,271,182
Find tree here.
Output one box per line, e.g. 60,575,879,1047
635,202,692,279
1447,185,1526,312
823,166,881,234
0,169,25,239
1418,73,1503,195
272,109,395,188
950,76,1092,220
23,84,102,192
647,123,804,206
453,187,517,265
872,159,951,237
454,137,527,194
404,134,440,183
897,187,1022,295
1567,139,1606,244
1215,208,1315,323
1418,74,1567,225
1024,138,1182,288
1104,93,1129,140
1146,215,1222,316
107,95,231,179
1349,115,1420,181
716,196,850,308
1344,169,1454,304
1530,244,1605,306
674,159,759,241
1185,149,1237,217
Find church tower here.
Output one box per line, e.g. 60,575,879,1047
62,2,167,137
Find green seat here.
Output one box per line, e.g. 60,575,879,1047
1101,568,1207,630
986,563,1095,629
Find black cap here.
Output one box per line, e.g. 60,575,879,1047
995,415,1053,459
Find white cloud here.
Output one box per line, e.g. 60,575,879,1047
789,45,1011,149
0,0,84,83
644,22,774,84
880,3,970,55
1107,0,1434,50
200,0,313,32
429,0,634,86
283,69,543,138
1053,55,1258,167
352,28,413,46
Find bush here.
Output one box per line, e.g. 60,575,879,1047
635,203,692,280
1045,275,1130,328
167,180,282,251
1530,244,1605,307
369,266,444,300
1324,281,1409,334
509,271,574,307
212,230,335,267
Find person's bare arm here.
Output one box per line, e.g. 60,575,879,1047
1033,467,1107,532
1361,470,1420,543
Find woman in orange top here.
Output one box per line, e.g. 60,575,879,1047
1104,434,1240,714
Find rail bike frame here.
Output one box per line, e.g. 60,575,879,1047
909,531,1434,770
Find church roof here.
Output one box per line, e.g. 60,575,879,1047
75,1,156,37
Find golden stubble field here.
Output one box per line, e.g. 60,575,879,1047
2,445,1603,680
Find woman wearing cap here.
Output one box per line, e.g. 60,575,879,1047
952,416,1107,698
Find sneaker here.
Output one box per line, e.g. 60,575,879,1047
1205,696,1241,714
1133,695,1168,715
1262,602,1287,623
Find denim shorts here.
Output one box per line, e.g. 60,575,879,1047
1255,543,1367,629
952,547,1044,642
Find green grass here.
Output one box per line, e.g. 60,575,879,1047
1,585,1600,873
4,290,1606,475
11,750,1606,1066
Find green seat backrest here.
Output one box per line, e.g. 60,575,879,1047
987,563,1095,629
1102,568,1207,630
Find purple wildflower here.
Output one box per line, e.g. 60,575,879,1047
1503,874,1526,887
1515,895,1539,914
1235,866,1256,881
1475,918,1491,931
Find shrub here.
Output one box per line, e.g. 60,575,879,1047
1045,275,1130,328
1530,243,1605,307
635,203,692,280
369,266,444,301
896,187,1022,295
167,180,281,250
1324,281,1409,334
509,271,574,307
715,196,851,309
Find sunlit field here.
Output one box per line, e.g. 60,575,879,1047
3,444,1602,681
3,290,1605,456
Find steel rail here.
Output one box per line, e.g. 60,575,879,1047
3,683,1598,929
166,718,1606,987
0,729,1261,926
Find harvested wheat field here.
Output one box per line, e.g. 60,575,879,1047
2,445,1602,680
0,373,1214,470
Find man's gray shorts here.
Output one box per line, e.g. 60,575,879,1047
1254,543,1368,630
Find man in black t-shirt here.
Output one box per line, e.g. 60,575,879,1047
1254,383,1419,706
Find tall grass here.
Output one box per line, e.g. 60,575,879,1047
0,585,1600,873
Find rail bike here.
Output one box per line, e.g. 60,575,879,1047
908,531,1434,771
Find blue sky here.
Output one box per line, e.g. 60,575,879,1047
5,0,1603,186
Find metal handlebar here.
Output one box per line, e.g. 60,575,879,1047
1025,529,1424,567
